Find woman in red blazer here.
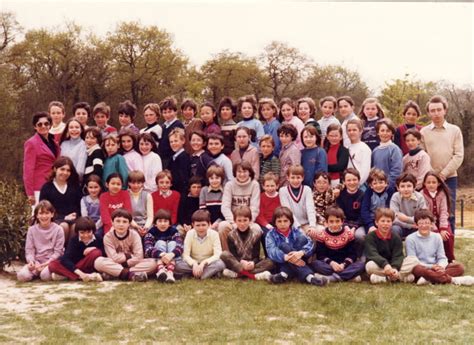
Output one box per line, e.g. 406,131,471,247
23,111,60,205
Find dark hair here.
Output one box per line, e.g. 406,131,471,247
207,133,224,145
375,118,396,135
160,96,178,111
118,100,137,119
49,156,80,186
278,98,295,122
84,127,103,146
272,206,294,226
325,206,345,220
426,95,448,112
218,96,237,118
422,171,452,214
403,100,421,117
319,96,337,110
301,126,321,147
277,123,298,141
233,161,255,180
32,111,52,127
111,208,132,222
191,209,211,223
75,216,96,233
32,200,55,225
414,209,435,223
85,174,102,194
396,172,417,188
233,205,252,220
190,130,208,147
106,172,123,185
60,118,85,144
189,175,203,188
119,129,138,153
336,95,354,107
297,97,316,116
375,208,395,222
313,171,330,184
73,102,91,118
324,123,343,151
367,168,388,184
238,95,257,117
153,209,172,224
138,132,158,154
359,98,385,122
403,128,422,141
181,98,198,113
342,168,360,181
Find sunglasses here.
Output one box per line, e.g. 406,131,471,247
36,122,51,127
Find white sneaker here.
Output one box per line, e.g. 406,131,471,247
222,269,238,279
350,275,362,283
451,276,474,286
89,272,103,282
416,277,430,286
401,273,415,283
370,274,387,284
51,273,67,281
165,270,175,283
254,271,271,281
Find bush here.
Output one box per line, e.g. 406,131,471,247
0,179,30,270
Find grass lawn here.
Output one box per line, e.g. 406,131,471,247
1,236,474,344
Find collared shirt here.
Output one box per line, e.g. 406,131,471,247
173,148,185,161
164,118,177,128
194,231,208,243
82,234,97,246
427,120,448,130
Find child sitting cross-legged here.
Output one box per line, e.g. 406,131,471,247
94,209,157,282
365,208,418,284
144,209,183,283
220,206,274,281
174,210,225,279
406,209,474,286
266,206,328,286
311,206,365,283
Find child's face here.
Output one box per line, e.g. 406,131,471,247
302,131,317,148
67,120,82,139
94,112,108,128
182,106,195,122
263,179,277,194
288,173,303,188
338,100,353,118
104,139,118,156
208,174,222,189
37,209,54,227
259,141,274,157
346,124,361,143
50,106,65,125
240,102,254,119
144,108,158,125
321,101,335,117
190,134,205,153
219,106,233,121
162,108,177,122
169,135,184,152
370,179,388,193
54,164,71,183
260,103,276,121
236,130,250,148
377,124,393,143
139,139,153,155
200,106,215,125
158,177,171,191
404,133,420,151
87,181,101,197
235,215,250,232
398,181,414,198
326,215,343,232
119,113,132,127
275,216,291,230
280,103,294,121
279,132,292,146
121,135,134,152
129,180,143,193
403,107,419,125
207,139,223,156
298,102,311,123
78,230,94,243
189,183,202,197
107,177,122,194
193,220,210,237
85,132,98,148
74,108,89,127
155,218,171,232
363,103,378,119
417,218,433,237
236,167,250,183
424,175,439,193
326,130,341,146
344,173,360,193
314,176,329,193
375,216,393,234
112,216,130,234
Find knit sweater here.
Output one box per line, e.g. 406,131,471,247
143,226,183,259
347,141,372,186
60,138,87,179
178,194,200,226
237,118,265,147
279,184,317,228
315,227,357,266
103,154,129,190
301,147,327,186
142,151,162,193
402,148,432,190
422,188,450,230
199,187,224,223
182,229,222,266
406,231,448,268
390,191,427,229
39,181,82,222
84,145,104,184
361,117,380,151
371,141,403,189
60,235,104,272
265,227,314,264
220,120,238,156
227,227,262,263
364,230,404,270
151,190,181,225
279,142,301,186
123,150,144,173
263,118,281,156
336,188,364,227
103,229,144,267
140,122,162,145
99,190,132,234
256,192,281,228
259,154,281,185
221,178,260,222
203,122,222,136
190,151,214,183
25,223,65,264
230,145,260,181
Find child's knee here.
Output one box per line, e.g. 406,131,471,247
39,267,51,281
17,267,34,282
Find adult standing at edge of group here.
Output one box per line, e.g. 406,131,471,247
23,111,60,207
421,95,464,234
337,96,358,148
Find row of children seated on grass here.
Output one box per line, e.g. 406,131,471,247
18,200,473,287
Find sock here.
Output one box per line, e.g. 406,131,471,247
239,270,255,280
166,263,175,272
157,263,165,271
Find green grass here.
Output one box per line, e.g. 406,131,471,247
2,237,474,344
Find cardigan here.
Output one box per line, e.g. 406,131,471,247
422,188,450,230
361,186,395,229
327,144,349,181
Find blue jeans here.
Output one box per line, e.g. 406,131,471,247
445,177,457,234
310,260,365,281
154,240,177,253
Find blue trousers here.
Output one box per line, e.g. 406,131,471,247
277,237,313,282
310,260,365,281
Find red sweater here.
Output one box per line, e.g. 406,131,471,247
256,192,281,227
327,144,340,180
151,190,181,225
99,191,132,234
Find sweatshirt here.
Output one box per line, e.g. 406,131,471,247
371,142,403,189
25,223,65,264
406,231,448,268
301,146,327,186
99,191,132,234
364,230,404,270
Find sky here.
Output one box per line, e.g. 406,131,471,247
2,0,473,92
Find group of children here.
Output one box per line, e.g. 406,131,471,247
19,94,472,287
